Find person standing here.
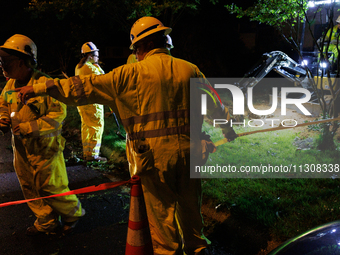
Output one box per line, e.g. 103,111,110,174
319,15,340,65
75,42,106,162
16,17,237,254
0,34,85,235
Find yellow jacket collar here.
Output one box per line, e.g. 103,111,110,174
144,48,170,60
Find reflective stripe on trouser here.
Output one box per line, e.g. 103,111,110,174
13,135,85,232
77,104,104,158
135,136,209,255
82,141,101,158
320,44,339,64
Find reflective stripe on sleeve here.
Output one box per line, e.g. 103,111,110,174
0,107,9,112
30,120,40,137
72,76,89,105
28,120,62,137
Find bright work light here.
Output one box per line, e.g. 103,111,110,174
320,61,328,68
308,0,340,7
301,60,309,66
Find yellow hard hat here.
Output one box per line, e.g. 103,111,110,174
81,42,99,54
0,34,37,61
129,16,171,50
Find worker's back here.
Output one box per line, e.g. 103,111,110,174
116,49,201,134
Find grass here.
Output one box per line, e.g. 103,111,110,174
202,121,340,178
201,120,340,241
62,105,127,170
101,107,126,153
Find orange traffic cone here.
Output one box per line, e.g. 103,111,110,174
125,175,154,255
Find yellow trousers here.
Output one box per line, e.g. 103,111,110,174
13,135,85,232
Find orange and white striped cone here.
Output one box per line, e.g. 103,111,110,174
125,175,154,255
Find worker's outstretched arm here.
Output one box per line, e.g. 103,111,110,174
16,72,116,106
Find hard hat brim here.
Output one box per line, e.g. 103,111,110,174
0,48,12,57
129,27,172,50
0,46,31,59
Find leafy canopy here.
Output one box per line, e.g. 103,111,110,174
225,0,308,29
28,0,204,29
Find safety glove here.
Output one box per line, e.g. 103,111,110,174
224,129,238,142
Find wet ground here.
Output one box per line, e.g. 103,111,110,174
0,131,131,255
0,130,280,255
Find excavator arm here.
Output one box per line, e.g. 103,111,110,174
236,51,307,91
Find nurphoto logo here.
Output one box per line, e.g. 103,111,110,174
200,83,312,128
189,77,338,179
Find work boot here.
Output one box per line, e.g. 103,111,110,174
26,222,61,236
63,219,79,235
85,155,107,163
26,225,42,236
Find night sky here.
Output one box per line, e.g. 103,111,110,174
0,0,290,79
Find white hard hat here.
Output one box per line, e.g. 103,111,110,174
129,16,171,50
337,15,340,23
81,42,99,54
166,34,174,49
0,34,37,62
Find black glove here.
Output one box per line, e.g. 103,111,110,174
224,129,238,142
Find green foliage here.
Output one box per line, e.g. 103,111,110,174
26,0,213,73
28,0,101,20
28,0,204,28
225,1,340,149
225,0,308,29
127,0,200,20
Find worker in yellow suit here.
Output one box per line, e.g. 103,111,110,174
17,17,237,254
319,15,340,65
0,34,85,235
75,42,106,162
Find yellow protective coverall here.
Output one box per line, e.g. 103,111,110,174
321,25,340,64
0,70,85,232
75,61,105,160
33,48,233,254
